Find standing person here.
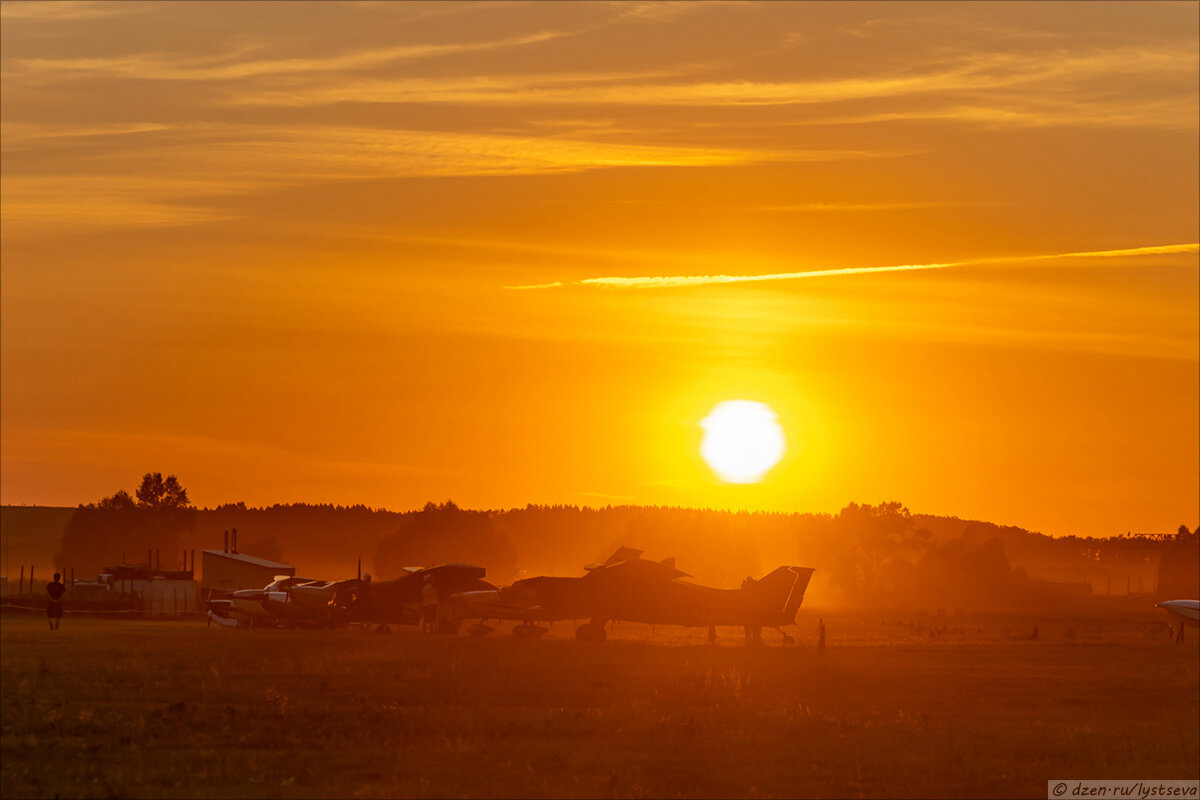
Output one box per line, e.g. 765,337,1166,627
421,578,437,634
46,573,66,631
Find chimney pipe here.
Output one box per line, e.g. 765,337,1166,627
232,528,238,554
357,556,362,580
224,530,229,553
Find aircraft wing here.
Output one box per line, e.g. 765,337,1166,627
1158,599,1200,626
451,577,581,622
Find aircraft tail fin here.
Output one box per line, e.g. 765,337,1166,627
754,566,815,625
604,546,644,566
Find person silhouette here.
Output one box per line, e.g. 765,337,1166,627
421,578,437,634
46,573,66,630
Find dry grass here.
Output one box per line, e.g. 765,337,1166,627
2,611,1197,799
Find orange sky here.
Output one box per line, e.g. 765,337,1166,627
1,1,1197,537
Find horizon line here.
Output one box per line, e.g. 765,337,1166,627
1,499,1188,539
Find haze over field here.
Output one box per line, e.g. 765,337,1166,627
1,1,1197,538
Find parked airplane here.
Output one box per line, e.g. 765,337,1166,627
208,576,328,627
208,564,493,630
453,547,815,643
1157,599,1199,642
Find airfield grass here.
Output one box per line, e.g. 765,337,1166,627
2,611,1197,799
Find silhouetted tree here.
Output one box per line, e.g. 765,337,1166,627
910,536,1021,608
57,474,196,576
827,502,924,599
241,535,284,564
98,490,136,511
135,473,189,510
375,501,517,583
1158,530,1199,598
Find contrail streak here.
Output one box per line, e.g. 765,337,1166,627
505,243,1198,290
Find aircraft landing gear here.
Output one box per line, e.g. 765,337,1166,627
775,627,795,645
576,621,607,642
513,622,549,638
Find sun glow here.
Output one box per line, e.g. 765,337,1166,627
699,400,786,484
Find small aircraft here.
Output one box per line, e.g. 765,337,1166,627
208,576,329,627
208,564,493,630
453,547,815,643
1157,599,1199,642
298,563,493,631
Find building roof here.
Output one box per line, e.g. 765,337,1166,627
201,550,293,570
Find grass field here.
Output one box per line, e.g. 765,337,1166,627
2,611,1197,799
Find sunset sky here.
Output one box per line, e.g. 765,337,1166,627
2,0,1196,537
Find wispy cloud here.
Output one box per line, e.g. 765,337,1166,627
4,121,892,177
802,97,1199,131
224,44,1197,111
616,1,756,23
6,32,567,82
214,125,890,177
0,1,145,22
762,201,960,212
0,121,172,146
2,123,898,237
0,176,245,235
223,67,714,107
506,244,1200,290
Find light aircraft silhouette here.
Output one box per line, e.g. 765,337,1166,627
208,575,329,627
453,547,815,643
208,564,493,630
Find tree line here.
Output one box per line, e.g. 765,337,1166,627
56,474,1198,609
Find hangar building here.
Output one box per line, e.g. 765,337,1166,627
201,550,294,596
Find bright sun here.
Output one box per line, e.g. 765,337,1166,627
699,400,786,484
